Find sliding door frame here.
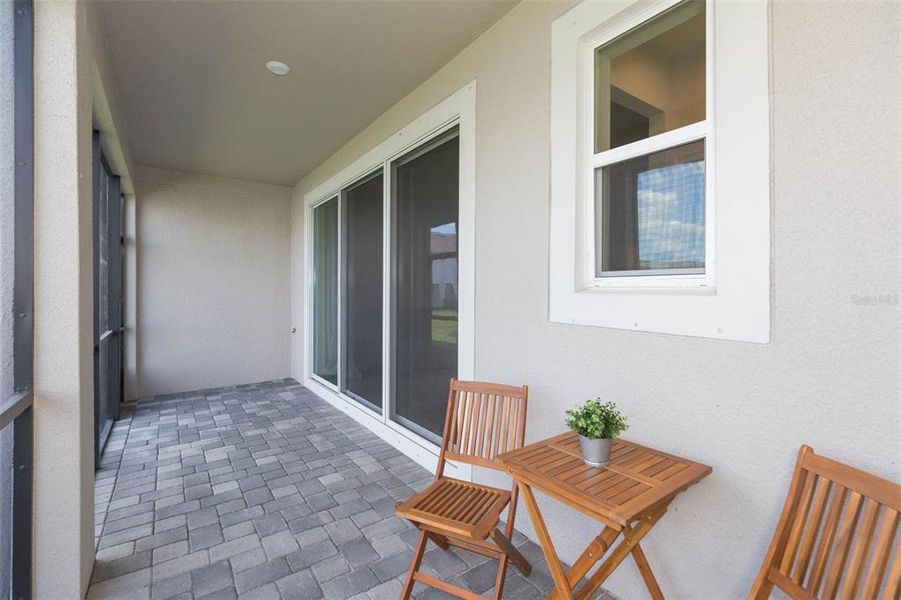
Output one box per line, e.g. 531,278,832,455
304,82,475,479
92,131,124,466
387,126,461,446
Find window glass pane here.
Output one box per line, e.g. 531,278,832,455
342,173,383,411
596,139,705,274
595,1,705,153
313,199,338,385
393,131,459,438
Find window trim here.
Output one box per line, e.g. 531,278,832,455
581,0,715,290
303,82,476,478
549,0,771,342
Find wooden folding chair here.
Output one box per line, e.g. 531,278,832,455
749,445,900,599
396,378,532,599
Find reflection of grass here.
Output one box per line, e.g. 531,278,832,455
432,309,458,345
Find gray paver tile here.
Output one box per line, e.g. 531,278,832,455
91,551,153,583
191,560,234,597
285,539,338,571
311,554,349,583
252,513,287,537
339,537,380,569
370,551,411,583
229,547,267,574
199,587,237,600
135,527,188,553
153,540,189,564
320,567,378,598
275,569,323,599
189,523,224,552
369,578,404,600
152,550,210,581
86,568,151,600
260,530,299,559
238,582,279,600
150,573,192,600
95,541,135,562
234,557,290,594
325,517,362,544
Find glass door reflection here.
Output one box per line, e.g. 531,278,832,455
392,129,459,440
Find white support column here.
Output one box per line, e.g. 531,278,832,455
32,0,95,597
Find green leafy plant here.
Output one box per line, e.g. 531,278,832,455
565,399,628,440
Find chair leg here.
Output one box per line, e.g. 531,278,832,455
400,530,428,600
490,528,532,576
492,554,510,600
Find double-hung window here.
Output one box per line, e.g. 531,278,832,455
549,0,770,342
591,1,710,286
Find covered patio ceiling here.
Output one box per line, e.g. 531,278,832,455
94,0,518,185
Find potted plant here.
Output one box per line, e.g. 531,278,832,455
565,399,628,467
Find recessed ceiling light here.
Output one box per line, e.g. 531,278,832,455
265,61,291,76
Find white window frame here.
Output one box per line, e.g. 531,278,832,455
586,0,714,290
304,82,476,479
549,0,770,343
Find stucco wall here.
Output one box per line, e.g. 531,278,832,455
290,1,900,597
136,167,291,397
33,0,96,596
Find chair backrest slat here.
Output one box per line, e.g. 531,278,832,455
860,509,898,599
437,378,528,474
779,473,817,575
841,497,880,598
842,497,881,598
807,485,847,594
749,445,901,600
496,396,506,456
792,479,833,583
820,490,863,598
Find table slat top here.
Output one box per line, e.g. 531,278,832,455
498,432,712,526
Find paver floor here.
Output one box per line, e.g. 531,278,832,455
88,379,614,599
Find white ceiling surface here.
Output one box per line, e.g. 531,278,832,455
98,0,518,187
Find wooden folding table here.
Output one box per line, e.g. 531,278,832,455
498,432,711,599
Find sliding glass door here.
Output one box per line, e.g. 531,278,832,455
391,130,459,439
309,124,461,445
341,172,383,411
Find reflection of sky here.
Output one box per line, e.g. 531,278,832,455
637,161,705,267
431,222,457,236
